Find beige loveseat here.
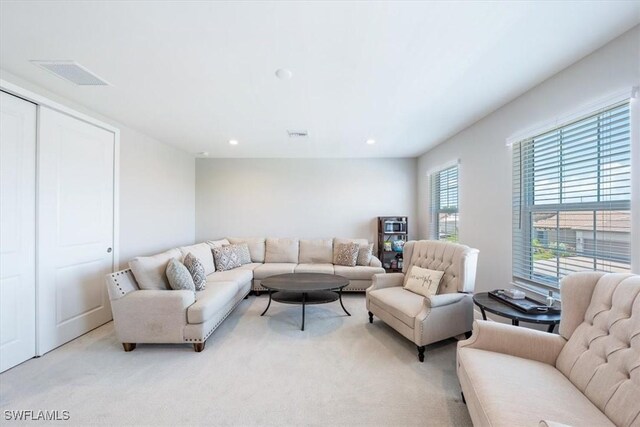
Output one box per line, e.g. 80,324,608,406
105,237,384,352
457,272,639,427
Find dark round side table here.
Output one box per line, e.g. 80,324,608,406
472,292,561,333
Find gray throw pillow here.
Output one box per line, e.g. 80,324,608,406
334,243,359,267
356,243,374,266
183,252,206,291
235,243,252,265
166,258,196,293
213,245,242,271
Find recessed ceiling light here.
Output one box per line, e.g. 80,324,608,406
366,139,376,145
275,68,293,80
229,139,239,145
198,151,209,156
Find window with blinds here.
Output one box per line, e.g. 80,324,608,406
430,164,459,242
512,101,631,290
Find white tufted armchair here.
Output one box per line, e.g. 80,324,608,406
457,272,639,426
366,240,479,362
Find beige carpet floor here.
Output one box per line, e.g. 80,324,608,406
0,294,472,426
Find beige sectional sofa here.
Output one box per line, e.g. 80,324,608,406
105,237,384,351
241,237,385,292
457,272,640,427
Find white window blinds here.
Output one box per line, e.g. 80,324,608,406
430,164,459,242
512,101,631,290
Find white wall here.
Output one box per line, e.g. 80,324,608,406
0,70,196,268
118,127,195,266
196,158,417,244
417,25,640,294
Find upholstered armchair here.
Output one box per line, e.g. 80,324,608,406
366,240,479,362
457,272,639,426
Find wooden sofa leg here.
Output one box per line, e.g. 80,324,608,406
461,392,466,404
464,330,473,339
417,345,426,362
193,342,205,352
368,311,373,323
122,343,136,352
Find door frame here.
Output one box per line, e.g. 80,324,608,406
0,79,120,356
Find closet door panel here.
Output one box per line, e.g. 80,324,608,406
0,91,36,372
38,107,115,354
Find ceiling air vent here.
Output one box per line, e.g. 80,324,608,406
287,130,309,138
30,60,110,86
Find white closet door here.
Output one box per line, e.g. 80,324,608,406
38,107,115,354
0,92,37,372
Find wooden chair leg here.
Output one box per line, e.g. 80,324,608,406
122,343,136,352
193,342,205,352
368,311,373,323
417,345,426,362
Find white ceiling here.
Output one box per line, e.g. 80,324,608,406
1,1,639,158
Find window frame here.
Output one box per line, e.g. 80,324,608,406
512,100,632,293
429,163,459,242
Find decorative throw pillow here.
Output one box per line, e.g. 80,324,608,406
403,266,445,297
183,252,206,291
235,243,252,265
178,243,215,275
333,243,359,267
213,245,242,271
129,248,182,290
166,258,196,293
228,237,266,263
356,243,374,266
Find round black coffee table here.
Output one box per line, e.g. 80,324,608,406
260,273,351,331
473,292,561,333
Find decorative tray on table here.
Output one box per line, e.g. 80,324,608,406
488,289,561,314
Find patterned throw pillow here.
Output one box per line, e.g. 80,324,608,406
356,243,374,266
165,258,196,293
235,243,252,265
333,243,359,267
403,266,445,297
213,245,242,271
183,252,206,291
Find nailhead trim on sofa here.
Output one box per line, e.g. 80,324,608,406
112,274,125,296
